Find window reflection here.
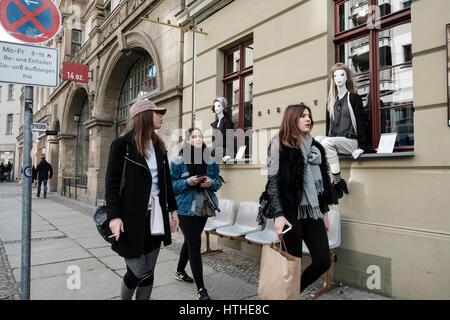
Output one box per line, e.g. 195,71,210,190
339,36,370,74
379,0,412,17
226,51,240,74
381,105,414,146
379,23,412,68
338,0,369,32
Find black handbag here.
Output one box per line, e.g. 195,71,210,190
93,144,128,244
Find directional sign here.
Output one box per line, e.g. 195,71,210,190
0,40,59,87
0,0,61,44
31,122,47,132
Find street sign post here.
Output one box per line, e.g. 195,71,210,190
0,0,61,44
0,0,62,302
0,41,59,87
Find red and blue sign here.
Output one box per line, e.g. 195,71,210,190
0,0,61,43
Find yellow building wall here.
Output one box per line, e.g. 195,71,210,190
180,0,450,299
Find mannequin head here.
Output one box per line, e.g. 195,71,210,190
327,63,357,119
211,97,227,115
333,69,348,88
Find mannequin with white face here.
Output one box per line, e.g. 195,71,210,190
211,97,234,163
214,100,225,128
333,69,349,100
315,63,370,200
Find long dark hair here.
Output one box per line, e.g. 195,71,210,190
278,103,314,150
121,110,167,158
180,128,210,177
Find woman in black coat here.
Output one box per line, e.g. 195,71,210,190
105,99,179,300
267,103,337,293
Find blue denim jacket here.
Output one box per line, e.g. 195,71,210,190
170,155,222,216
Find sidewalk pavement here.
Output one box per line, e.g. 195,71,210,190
0,182,390,300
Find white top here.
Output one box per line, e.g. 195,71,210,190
146,140,159,210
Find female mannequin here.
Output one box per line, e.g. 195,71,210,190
315,63,369,199
210,97,234,163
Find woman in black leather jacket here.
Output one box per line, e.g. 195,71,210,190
267,103,337,293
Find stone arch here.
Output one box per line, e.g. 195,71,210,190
61,83,89,135
95,30,162,121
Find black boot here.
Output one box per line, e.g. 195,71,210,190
333,179,349,199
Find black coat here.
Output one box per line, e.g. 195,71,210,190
326,92,370,152
266,139,338,222
35,160,53,180
211,114,234,154
105,132,178,258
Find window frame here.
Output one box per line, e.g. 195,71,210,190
8,84,14,101
222,40,254,160
116,54,158,137
71,29,82,58
223,40,254,130
334,0,412,151
6,114,13,135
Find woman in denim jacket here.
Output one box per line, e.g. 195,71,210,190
170,128,222,300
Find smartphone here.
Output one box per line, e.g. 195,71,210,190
282,226,292,234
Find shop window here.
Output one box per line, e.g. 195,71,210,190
335,0,412,151
223,40,253,158
75,97,89,186
71,29,82,58
117,53,157,136
6,114,13,135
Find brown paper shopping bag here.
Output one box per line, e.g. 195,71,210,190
258,237,302,300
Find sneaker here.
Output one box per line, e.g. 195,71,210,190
174,271,194,283
44,194,47,198
36,194,40,198
197,288,211,300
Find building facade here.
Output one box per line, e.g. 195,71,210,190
0,83,21,181
176,0,450,299
18,0,185,201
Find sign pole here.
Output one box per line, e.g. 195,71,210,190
21,86,33,300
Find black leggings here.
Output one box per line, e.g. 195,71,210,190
282,216,331,292
177,215,208,290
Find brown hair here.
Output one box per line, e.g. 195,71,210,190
327,63,357,121
121,110,167,158
278,103,314,150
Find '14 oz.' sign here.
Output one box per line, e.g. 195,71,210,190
62,62,89,83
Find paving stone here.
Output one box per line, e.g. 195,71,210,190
13,257,106,281
30,268,122,300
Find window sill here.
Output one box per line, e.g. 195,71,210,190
339,152,415,160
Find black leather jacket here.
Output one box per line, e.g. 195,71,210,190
266,137,338,221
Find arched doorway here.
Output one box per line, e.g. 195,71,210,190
116,52,157,136
75,97,89,186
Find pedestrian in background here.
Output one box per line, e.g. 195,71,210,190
0,162,4,183
105,99,179,300
267,103,336,293
6,161,12,182
170,128,222,300
35,155,53,198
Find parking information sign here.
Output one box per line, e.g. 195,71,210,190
0,40,58,87
0,0,61,44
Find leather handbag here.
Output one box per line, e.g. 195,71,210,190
93,144,128,244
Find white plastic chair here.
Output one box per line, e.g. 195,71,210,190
244,218,279,244
204,199,235,231
301,209,343,299
302,209,341,253
216,201,261,237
